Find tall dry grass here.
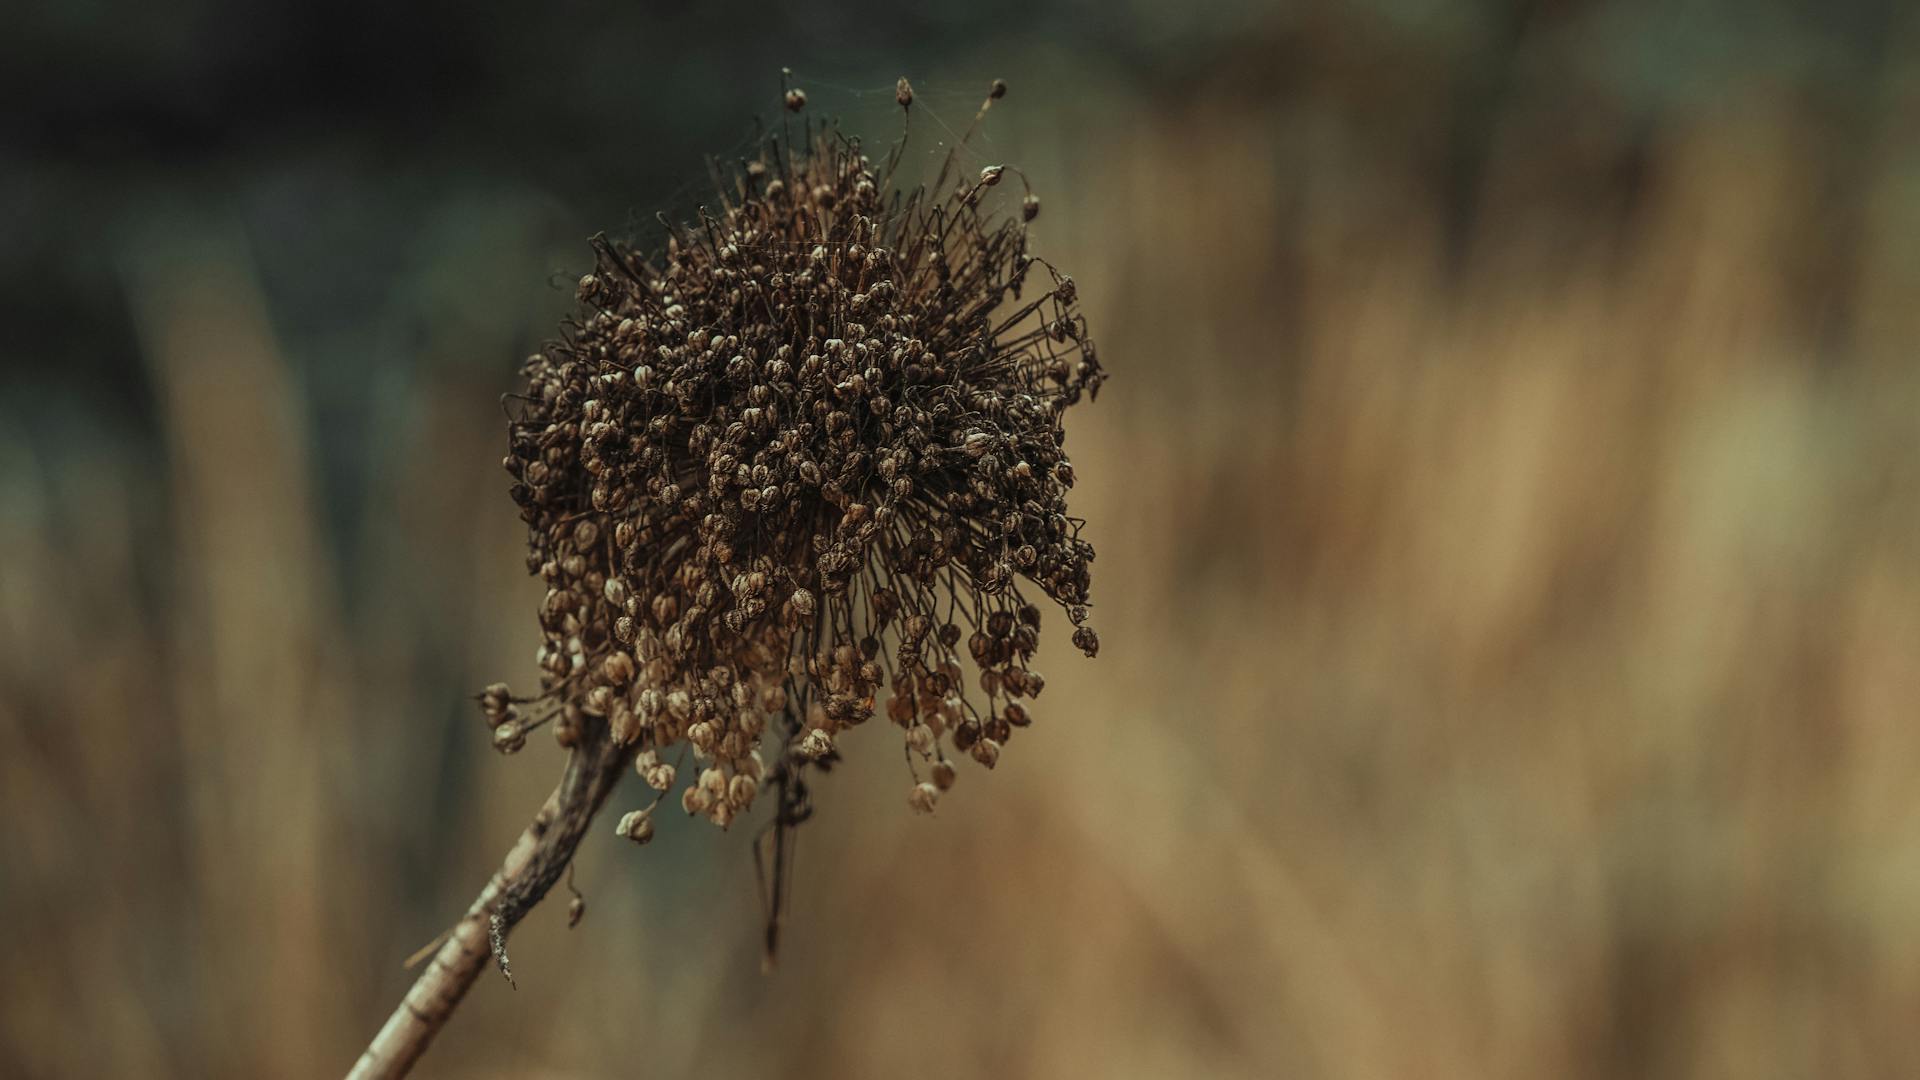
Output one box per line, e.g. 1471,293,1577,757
5,73,1920,1078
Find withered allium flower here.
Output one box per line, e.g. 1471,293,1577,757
485,82,1103,826
353,77,1104,1080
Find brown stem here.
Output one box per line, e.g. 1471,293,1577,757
347,729,631,1080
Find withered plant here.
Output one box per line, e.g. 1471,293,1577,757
351,74,1103,1078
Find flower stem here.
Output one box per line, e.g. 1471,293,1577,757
347,729,630,1079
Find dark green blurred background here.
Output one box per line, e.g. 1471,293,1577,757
6,2,1920,1077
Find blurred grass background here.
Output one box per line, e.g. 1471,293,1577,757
6,1,1920,1077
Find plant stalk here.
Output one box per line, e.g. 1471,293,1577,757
347,729,630,1079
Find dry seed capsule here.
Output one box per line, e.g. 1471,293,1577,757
617,809,656,844
728,773,759,811
970,737,1000,769
492,721,527,755
908,782,940,814
798,728,834,759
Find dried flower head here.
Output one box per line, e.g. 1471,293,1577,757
489,78,1104,839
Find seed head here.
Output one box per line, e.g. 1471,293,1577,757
490,88,1104,846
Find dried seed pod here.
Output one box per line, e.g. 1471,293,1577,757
585,685,615,716
644,760,676,792
603,650,637,684
491,721,526,755
970,737,1000,769
727,773,759,811
553,708,581,748
479,683,513,721
688,721,717,755
908,782,940,814
906,722,935,755
617,809,656,844
952,721,981,752
1072,626,1099,657
798,728,834,760
682,785,711,815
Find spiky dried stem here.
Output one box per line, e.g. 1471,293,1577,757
347,727,631,1080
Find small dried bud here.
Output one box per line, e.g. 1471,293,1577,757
785,87,807,112
989,78,1008,99
979,165,1005,187
1072,626,1100,657
609,704,641,745
906,722,935,755
682,785,712,815
492,722,526,755
688,720,717,754
603,650,637,684
970,737,1001,769
790,587,815,616
931,759,957,791
798,727,834,759
553,708,581,748
896,77,914,109
644,761,677,791
585,684,616,716
480,683,513,720
1022,193,1041,221
908,782,940,814
617,809,656,844
952,720,980,751
728,773,759,811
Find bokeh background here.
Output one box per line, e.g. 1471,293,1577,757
6,1,1920,1076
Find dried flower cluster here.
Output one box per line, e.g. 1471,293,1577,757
481,80,1103,836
